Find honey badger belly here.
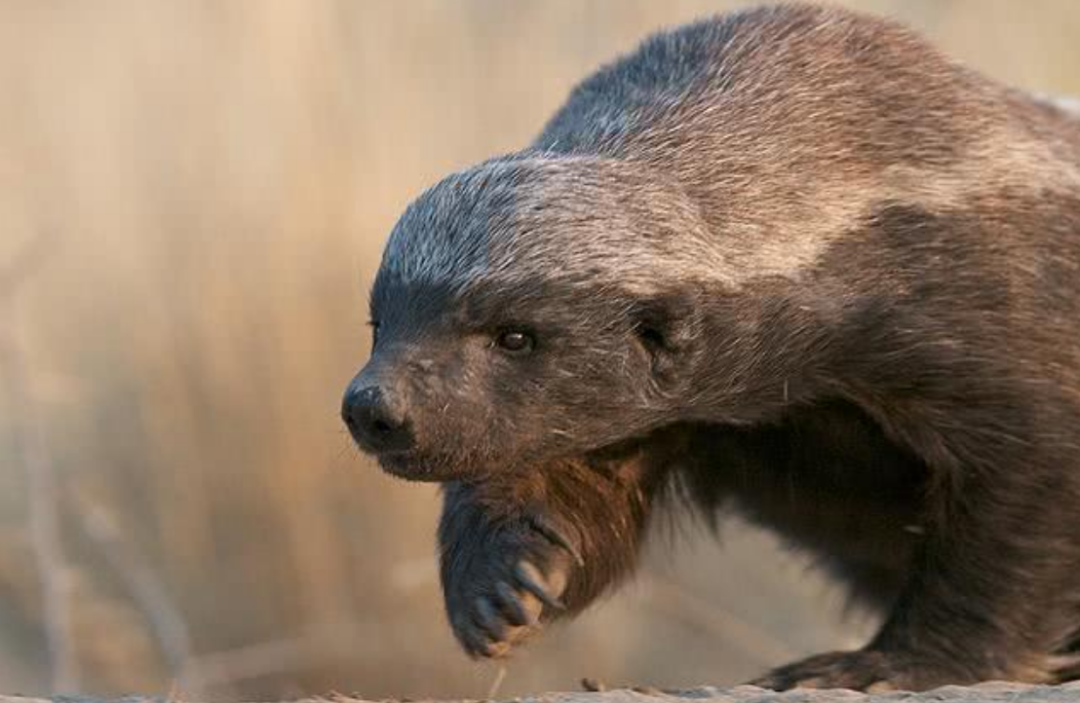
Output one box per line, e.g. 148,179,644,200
342,3,1080,692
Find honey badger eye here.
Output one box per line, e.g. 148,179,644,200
495,329,534,354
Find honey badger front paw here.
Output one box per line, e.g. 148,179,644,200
750,649,955,692
441,511,582,659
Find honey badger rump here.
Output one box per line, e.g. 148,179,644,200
341,3,1080,692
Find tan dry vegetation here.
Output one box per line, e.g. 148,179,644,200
0,1,1078,700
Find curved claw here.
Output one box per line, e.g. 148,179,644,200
481,639,511,659
474,596,506,642
495,580,538,627
454,613,496,659
514,560,566,611
527,513,585,568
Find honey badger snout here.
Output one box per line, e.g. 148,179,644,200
341,376,414,454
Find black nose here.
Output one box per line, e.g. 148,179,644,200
341,384,414,453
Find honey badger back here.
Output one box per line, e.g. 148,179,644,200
342,4,1080,691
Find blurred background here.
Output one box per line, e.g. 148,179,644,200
0,0,1078,700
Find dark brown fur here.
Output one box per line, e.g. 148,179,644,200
343,4,1080,691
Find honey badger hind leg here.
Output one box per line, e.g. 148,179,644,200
751,381,1080,691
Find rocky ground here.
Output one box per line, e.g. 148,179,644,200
8,682,1080,703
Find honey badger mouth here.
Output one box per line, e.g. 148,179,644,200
368,423,660,484
369,441,526,483
371,448,470,483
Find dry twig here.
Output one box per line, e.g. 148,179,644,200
0,232,77,690
69,493,196,694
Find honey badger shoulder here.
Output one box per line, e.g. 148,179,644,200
343,3,1080,692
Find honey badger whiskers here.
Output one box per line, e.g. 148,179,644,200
342,3,1080,692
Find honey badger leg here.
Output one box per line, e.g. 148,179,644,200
438,449,665,658
753,393,1080,691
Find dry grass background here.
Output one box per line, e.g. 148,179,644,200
0,1,1078,700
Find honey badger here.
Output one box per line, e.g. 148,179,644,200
341,3,1080,691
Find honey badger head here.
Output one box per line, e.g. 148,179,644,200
341,153,719,481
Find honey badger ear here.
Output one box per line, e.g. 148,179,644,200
630,293,700,382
